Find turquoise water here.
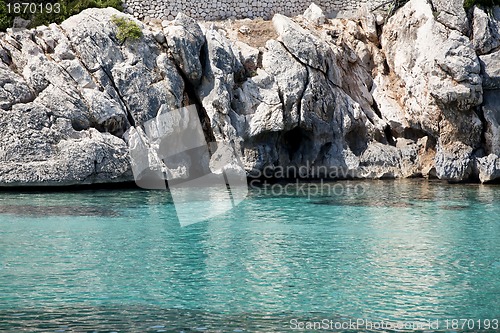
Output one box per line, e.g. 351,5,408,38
0,180,499,332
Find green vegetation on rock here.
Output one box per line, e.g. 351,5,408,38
110,15,142,43
464,0,500,9
0,1,12,31
0,0,123,32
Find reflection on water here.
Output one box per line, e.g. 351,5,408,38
0,204,119,217
0,307,292,333
0,180,499,332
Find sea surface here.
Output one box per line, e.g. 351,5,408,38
0,180,499,332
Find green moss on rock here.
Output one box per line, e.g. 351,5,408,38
110,15,142,43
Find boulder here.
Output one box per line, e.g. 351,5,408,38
0,63,34,110
480,50,500,90
471,5,500,55
483,90,500,156
303,3,326,26
232,40,260,73
164,13,205,86
430,0,469,34
476,154,500,183
0,103,131,186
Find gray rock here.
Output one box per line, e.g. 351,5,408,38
430,0,469,34
153,30,166,44
483,90,500,156
272,14,340,86
0,8,188,186
303,3,326,26
471,6,500,55
380,0,483,181
358,4,378,43
480,50,500,90
232,69,283,136
0,64,34,110
0,103,131,186
435,142,475,182
262,39,307,130
232,40,260,73
197,27,244,172
1,6,499,186
476,154,500,183
164,13,205,86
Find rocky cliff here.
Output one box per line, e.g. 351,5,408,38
0,0,499,186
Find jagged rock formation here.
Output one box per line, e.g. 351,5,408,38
0,1,499,186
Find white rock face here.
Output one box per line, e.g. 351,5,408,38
477,154,500,183
480,50,500,90
430,0,469,34
378,0,484,181
471,6,500,55
483,91,500,156
0,8,184,186
1,2,500,186
303,3,326,26
164,13,205,86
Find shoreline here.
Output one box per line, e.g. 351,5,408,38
1,177,499,193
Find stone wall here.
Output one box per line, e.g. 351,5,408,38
122,0,387,21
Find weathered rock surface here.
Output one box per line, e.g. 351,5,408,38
483,90,500,156
480,50,500,90
476,154,500,183
303,3,326,26
164,13,205,86
471,6,500,55
430,0,469,35
1,1,500,186
376,0,484,182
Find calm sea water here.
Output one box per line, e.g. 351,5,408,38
0,180,499,332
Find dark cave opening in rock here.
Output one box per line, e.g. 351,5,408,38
71,116,90,132
283,127,305,161
384,124,396,146
345,127,368,156
401,127,430,142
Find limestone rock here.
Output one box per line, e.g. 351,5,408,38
1,6,499,186
435,142,475,182
164,13,205,86
303,3,326,26
483,90,500,156
430,0,469,34
358,4,378,43
0,103,131,186
62,8,184,126
379,0,483,181
232,69,283,136
471,6,500,55
0,63,34,110
272,14,340,86
232,40,260,73
197,27,245,173
476,154,500,183
0,8,188,186
480,50,500,90
262,39,307,130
